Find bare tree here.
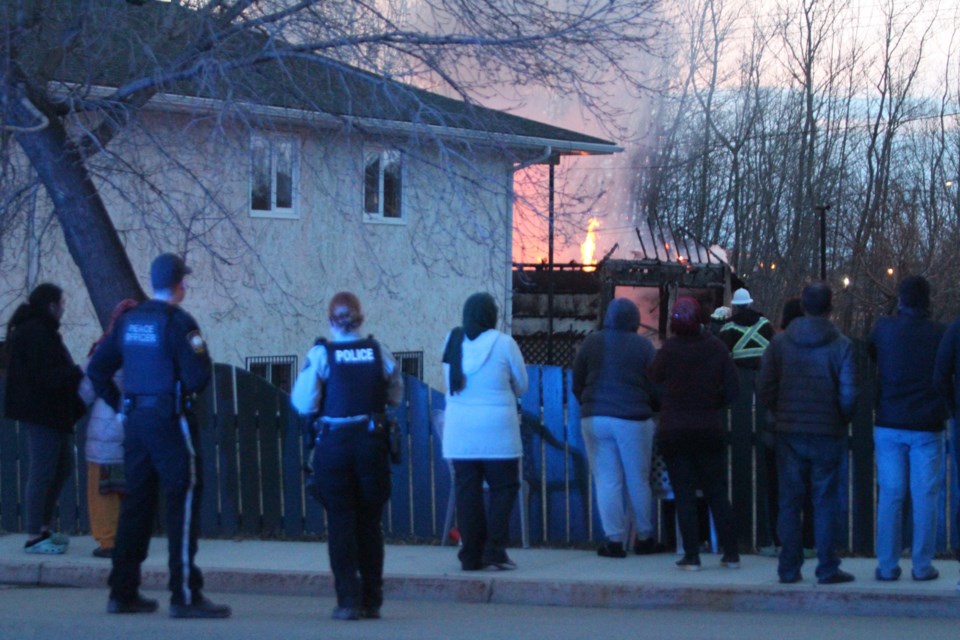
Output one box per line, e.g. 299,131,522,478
1,0,662,325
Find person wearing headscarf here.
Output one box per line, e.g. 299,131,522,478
441,292,528,571
572,298,659,557
4,283,87,554
648,296,740,571
81,298,139,558
291,291,403,620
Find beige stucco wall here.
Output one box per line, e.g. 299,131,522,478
0,110,517,391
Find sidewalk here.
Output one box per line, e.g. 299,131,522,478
1,533,958,618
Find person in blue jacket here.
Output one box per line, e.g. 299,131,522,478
573,298,659,557
870,275,946,582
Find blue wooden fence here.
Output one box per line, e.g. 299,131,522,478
1,362,958,554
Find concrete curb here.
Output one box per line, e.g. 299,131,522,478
2,535,959,620
4,562,957,619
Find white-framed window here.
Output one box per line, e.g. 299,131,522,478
363,149,403,223
250,133,299,219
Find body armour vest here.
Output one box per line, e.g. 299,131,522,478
119,301,178,395
320,338,387,418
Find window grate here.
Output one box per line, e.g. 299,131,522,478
393,350,423,380
246,355,298,394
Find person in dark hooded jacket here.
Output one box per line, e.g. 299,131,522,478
4,283,86,554
648,296,740,572
758,281,858,585
573,298,659,557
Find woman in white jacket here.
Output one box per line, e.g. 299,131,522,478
442,293,528,571
82,299,138,558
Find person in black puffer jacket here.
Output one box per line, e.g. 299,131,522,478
4,283,86,554
758,282,858,586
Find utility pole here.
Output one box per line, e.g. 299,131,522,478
814,204,830,281
547,155,560,364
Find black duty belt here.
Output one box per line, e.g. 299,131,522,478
124,393,175,410
317,416,387,434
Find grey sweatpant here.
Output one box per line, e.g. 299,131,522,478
24,422,73,535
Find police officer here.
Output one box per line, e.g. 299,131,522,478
291,291,403,621
88,253,230,619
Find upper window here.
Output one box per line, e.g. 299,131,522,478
363,149,403,223
250,134,299,218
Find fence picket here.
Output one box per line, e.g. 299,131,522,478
214,364,239,536
429,389,449,540
280,401,304,537
520,365,543,544
409,380,433,537
728,369,756,548
0,418,20,532
194,377,220,537
542,366,566,542
565,370,593,542
386,381,413,537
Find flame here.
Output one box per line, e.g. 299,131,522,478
580,218,601,271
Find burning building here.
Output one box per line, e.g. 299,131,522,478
512,218,735,366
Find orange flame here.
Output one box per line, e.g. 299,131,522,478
580,218,601,271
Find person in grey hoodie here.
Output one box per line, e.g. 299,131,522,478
572,298,659,557
758,282,858,585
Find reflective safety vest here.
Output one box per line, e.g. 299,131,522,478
721,317,770,360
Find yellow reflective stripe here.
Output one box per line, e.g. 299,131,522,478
731,318,769,358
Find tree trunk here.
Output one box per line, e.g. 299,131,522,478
11,98,145,328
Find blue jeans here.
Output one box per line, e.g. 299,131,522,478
776,433,844,581
874,427,945,578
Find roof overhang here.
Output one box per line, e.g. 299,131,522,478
58,84,622,158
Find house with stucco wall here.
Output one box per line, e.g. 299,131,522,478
0,25,620,391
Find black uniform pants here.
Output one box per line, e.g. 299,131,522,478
109,407,203,605
311,423,391,610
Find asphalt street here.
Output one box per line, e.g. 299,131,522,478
1,586,958,640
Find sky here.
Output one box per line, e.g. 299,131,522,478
500,0,960,264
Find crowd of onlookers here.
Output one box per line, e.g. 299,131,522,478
573,277,960,587
6,274,960,611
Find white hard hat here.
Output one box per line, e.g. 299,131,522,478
711,306,732,321
731,288,753,306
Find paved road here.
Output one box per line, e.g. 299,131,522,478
2,585,958,640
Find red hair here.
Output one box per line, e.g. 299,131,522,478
89,298,140,356
328,291,364,332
